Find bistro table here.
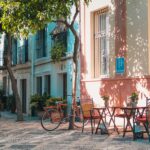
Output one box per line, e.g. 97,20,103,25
93,107,119,134
120,106,147,139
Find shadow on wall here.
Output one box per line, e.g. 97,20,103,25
100,77,150,107
80,0,149,106
80,42,92,100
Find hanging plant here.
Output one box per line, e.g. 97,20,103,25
50,41,66,62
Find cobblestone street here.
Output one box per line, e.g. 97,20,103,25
0,112,150,150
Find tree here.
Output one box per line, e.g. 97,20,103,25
0,5,23,121
0,0,91,127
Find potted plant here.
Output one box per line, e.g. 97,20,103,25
30,93,48,117
128,92,138,107
30,94,41,116
46,97,62,106
46,97,67,117
101,95,109,107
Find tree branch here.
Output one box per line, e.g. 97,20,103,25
70,2,79,27
52,19,71,28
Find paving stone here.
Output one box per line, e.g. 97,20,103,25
10,144,36,149
1,112,150,150
0,145,5,148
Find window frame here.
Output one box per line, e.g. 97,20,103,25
36,28,46,59
44,74,51,96
36,76,42,96
93,7,110,78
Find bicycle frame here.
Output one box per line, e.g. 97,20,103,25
41,96,89,131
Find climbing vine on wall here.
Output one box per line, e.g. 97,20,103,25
50,30,67,62
50,41,66,62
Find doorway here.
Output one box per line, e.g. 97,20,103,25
21,79,27,113
63,73,67,99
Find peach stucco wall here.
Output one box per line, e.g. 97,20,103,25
81,77,150,107
80,0,150,107
80,0,115,79
126,0,148,77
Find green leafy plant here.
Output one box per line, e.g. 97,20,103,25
30,93,49,111
46,97,66,106
130,92,138,102
50,41,66,62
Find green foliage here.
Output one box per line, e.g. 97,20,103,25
0,0,91,36
51,41,66,62
30,93,50,111
46,97,66,106
130,92,138,101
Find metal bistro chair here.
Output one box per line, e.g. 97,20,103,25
135,97,150,141
80,98,102,134
114,108,126,133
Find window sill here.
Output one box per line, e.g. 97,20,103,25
99,74,110,79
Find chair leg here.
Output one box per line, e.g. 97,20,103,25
123,117,125,130
91,118,93,134
93,119,95,131
144,122,149,139
114,116,115,131
82,120,85,133
95,119,101,134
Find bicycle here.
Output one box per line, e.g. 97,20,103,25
41,96,88,131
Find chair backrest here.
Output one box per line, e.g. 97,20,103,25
146,97,150,126
80,98,94,118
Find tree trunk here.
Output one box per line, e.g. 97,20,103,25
4,33,23,121
68,25,80,130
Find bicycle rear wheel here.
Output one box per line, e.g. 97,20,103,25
41,109,61,131
73,111,89,128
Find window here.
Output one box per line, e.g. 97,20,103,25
51,25,67,58
44,75,51,96
36,77,42,95
36,29,46,59
17,39,29,64
12,38,17,65
94,7,109,77
18,46,24,64
24,39,28,62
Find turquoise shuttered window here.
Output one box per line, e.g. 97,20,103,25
24,39,28,62
36,28,46,59
37,77,42,96
44,75,51,96
12,38,17,65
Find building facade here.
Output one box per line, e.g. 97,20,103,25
2,22,77,114
80,0,150,107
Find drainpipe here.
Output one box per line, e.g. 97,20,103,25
31,35,35,95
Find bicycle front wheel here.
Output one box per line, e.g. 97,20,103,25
41,109,61,131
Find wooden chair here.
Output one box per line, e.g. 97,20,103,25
80,98,102,134
135,97,150,141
